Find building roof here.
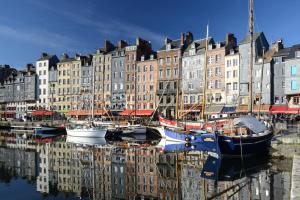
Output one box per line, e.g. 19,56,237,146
37,53,55,61
239,32,264,45
273,47,291,57
159,39,181,51
286,44,300,59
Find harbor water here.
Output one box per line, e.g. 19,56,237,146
0,129,293,200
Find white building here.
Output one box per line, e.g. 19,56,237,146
36,53,59,110
225,49,240,105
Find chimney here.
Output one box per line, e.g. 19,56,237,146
41,52,48,58
26,63,34,72
62,53,69,60
226,33,237,49
180,33,185,46
272,39,284,52
104,40,114,52
185,32,194,43
118,40,128,48
164,37,171,45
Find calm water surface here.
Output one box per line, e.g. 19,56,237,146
0,134,292,200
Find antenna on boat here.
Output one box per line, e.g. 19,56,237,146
249,0,254,114
201,23,209,120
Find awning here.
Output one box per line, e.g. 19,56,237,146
66,110,107,116
32,111,54,116
236,105,249,113
269,105,288,114
253,105,270,113
119,109,154,116
204,105,224,114
286,107,300,114
222,106,236,113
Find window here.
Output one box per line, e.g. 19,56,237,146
189,71,194,78
159,69,163,78
227,71,231,78
207,80,213,89
292,80,297,90
159,82,164,90
257,82,261,89
197,70,201,78
159,58,163,65
291,65,297,75
166,69,171,77
255,69,261,77
190,96,195,103
188,83,194,90
215,67,221,76
282,68,285,75
233,70,238,78
184,96,188,103
215,80,221,89
207,56,212,64
233,82,238,90
293,97,299,105
174,68,178,77
166,57,171,65
282,81,285,88
208,69,213,77
215,54,221,63
226,60,231,67
233,59,238,66
226,83,232,91
174,56,178,63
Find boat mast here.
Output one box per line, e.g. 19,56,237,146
249,0,254,114
201,24,209,120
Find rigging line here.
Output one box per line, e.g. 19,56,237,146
148,78,172,124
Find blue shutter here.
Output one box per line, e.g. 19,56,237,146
291,65,297,75
292,80,297,90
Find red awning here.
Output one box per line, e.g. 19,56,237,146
269,105,288,114
286,107,300,114
32,110,54,116
119,109,154,116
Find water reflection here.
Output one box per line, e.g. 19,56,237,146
0,134,292,200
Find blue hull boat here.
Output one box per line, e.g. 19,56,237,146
163,127,206,142
201,116,274,157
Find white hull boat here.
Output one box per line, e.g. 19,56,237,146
66,135,107,146
66,127,107,138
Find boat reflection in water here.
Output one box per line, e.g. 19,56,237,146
0,133,292,200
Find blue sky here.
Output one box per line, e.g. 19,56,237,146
0,0,299,68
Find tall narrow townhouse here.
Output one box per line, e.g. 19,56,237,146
224,48,240,109
124,38,152,110
205,33,237,118
55,53,75,113
93,41,115,110
272,42,290,107
36,53,59,110
252,40,283,114
281,44,300,112
136,53,158,110
237,32,269,112
182,38,212,120
111,40,128,111
80,55,93,111
157,32,193,118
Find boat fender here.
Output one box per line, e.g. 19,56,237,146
191,136,196,140
185,137,191,142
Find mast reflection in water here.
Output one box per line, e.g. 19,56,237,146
0,134,292,200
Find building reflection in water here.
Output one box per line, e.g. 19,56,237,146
0,134,293,200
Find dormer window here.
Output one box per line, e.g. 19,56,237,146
150,55,154,60
166,44,171,51
141,55,145,61
191,43,196,49
189,49,195,56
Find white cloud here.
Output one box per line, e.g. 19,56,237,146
27,0,164,46
0,23,79,49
